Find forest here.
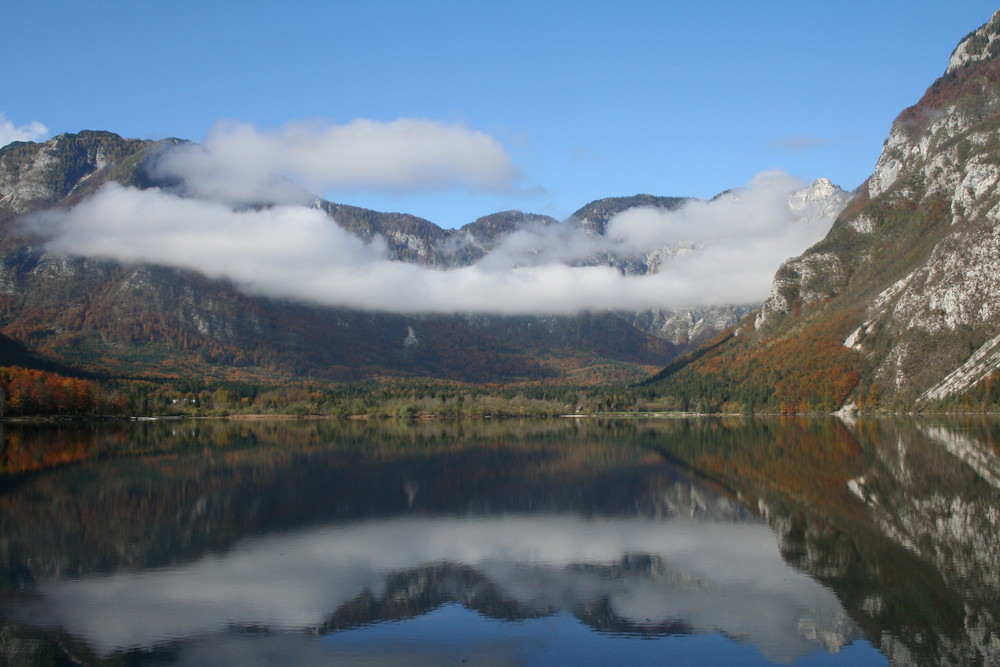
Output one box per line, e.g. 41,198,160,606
0,365,645,420
2,355,998,422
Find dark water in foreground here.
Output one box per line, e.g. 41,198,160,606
0,416,998,665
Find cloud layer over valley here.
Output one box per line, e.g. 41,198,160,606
24,123,846,315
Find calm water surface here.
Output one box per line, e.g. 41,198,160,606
0,416,997,665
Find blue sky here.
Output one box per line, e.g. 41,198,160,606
3,1,998,228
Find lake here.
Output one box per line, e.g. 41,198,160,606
0,416,997,665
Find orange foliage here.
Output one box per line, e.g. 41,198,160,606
0,428,95,475
659,311,863,412
0,366,108,416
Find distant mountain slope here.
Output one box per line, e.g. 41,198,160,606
647,10,1000,411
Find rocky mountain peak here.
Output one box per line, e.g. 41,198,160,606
0,131,151,215
787,177,853,222
946,10,1000,75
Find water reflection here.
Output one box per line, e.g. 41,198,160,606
2,416,998,664
18,516,856,662
634,416,1000,665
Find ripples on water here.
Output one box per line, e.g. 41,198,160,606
1,416,998,664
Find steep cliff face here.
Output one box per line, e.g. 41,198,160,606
654,10,1000,409
806,10,1000,403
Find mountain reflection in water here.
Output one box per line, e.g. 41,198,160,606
1,416,997,664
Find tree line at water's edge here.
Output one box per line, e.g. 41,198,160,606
2,358,1000,422
0,365,641,420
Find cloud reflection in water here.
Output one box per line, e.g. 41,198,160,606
20,514,859,662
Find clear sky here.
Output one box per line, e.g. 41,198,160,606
3,1,998,229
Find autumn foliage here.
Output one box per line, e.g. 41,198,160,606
0,366,121,417
646,312,863,413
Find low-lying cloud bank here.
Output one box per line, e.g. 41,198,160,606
25,171,836,315
23,119,842,315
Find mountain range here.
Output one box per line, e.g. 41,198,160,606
0,128,847,385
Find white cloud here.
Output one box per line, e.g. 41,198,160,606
607,171,821,247
0,113,48,147
474,222,606,270
23,169,839,315
152,119,522,204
